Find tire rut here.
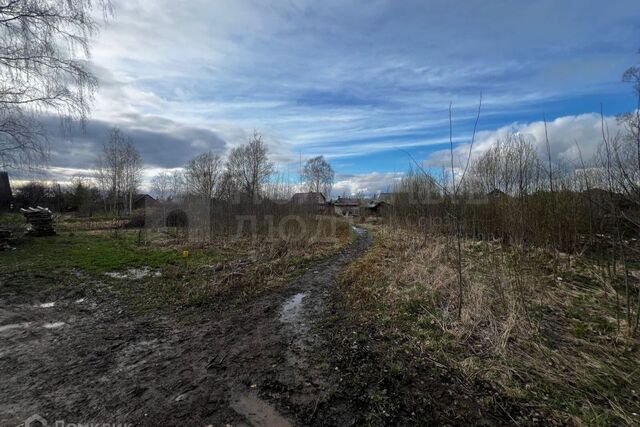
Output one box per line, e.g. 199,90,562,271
0,227,372,426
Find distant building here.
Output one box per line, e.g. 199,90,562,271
290,192,327,213
487,188,507,199
365,200,390,216
132,194,156,210
291,191,326,206
0,172,12,210
377,192,394,203
333,197,361,216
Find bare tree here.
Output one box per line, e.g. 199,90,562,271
226,131,274,200
95,127,141,215
122,142,142,213
217,170,237,202
0,0,112,170
96,128,123,214
619,60,640,201
302,155,335,197
184,151,223,201
472,131,538,195
151,172,172,201
170,170,185,200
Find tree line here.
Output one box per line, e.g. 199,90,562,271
12,127,337,216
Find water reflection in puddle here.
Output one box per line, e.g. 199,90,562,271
43,322,66,329
105,267,161,280
352,226,366,236
280,293,306,324
0,322,31,332
231,393,292,427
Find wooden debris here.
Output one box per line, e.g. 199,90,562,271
20,206,56,236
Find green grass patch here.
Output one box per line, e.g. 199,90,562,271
0,230,225,274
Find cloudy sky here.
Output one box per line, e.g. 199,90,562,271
37,0,640,195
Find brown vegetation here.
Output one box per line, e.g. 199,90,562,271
337,225,640,424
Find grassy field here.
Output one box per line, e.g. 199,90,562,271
335,225,640,425
1,215,354,318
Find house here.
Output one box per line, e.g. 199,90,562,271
333,197,361,216
291,192,326,206
132,194,156,210
290,192,327,213
377,192,394,203
0,172,12,210
487,188,507,199
365,200,389,216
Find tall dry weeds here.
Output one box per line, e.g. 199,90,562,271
339,224,640,423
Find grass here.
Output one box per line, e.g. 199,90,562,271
0,230,224,273
0,213,24,226
0,216,354,319
335,225,640,425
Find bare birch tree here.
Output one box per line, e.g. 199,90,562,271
95,127,141,215
184,151,223,201
302,155,335,198
226,131,274,200
151,172,172,201
122,142,142,213
0,0,112,169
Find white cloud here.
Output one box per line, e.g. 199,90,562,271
15,0,638,190
80,0,640,173
333,172,404,196
426,113,625,168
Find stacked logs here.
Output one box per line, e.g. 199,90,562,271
21,206,56,236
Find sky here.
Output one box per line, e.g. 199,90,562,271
31,0,640,195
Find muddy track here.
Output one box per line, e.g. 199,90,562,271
0,228,371,426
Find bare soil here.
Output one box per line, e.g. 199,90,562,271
0,230,370,426
0,229,509,426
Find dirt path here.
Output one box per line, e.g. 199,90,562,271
0,227,371,426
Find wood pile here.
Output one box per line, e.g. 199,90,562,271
21,206,56,236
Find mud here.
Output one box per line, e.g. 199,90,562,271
0,229,371,426
104,267,162,280
230,393,293,427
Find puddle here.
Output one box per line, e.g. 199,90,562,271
280,293,306,324
43,322,66,329
0,322,31,333
280,293,312,369
352,226,366,236
231,393,292,427
39,302,55,308
0,321,67,331
105,267,162,280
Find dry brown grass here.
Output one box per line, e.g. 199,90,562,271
4,216,355,320
338,225,640,425
123,216,355,314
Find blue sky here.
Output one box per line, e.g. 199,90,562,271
39,0,640,194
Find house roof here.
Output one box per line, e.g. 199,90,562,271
487,188,506,197
334,197,360,206
367,200,389,209
135,194,155,201
291,192,326,204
